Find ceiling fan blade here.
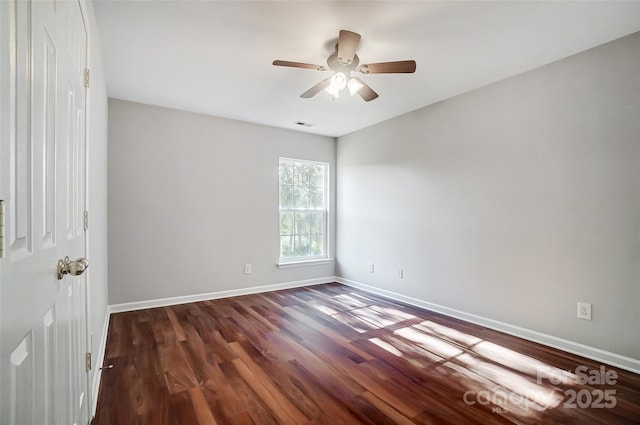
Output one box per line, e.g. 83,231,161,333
337,30,361,65
300,77,331,98
359,60,416,74
353,78,379,102
273,60,328,71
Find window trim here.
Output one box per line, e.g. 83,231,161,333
278,157,330,264
276,258,333,269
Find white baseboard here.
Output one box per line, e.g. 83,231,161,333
108,276,336,314
90,308,110,417
336,277,640,375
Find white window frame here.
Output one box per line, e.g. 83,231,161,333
277,157,330,267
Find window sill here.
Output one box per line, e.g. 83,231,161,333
277,258,333,269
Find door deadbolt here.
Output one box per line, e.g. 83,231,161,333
57,256,89,280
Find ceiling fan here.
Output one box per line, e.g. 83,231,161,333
273,30,416,102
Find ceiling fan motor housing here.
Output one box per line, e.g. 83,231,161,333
328,52,360,73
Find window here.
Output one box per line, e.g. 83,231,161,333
279,158,328,263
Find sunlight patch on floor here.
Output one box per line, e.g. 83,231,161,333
313,304,340,315
415,320,483,346
332,294,369,310
351,307,400,328
369,337,404,357
370,305,417,321
394,326,464,358
332,313,375,333
457,353,564,410
472,340,576,384
382,335,446,364
328,291,572,420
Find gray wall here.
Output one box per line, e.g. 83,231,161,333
337,33,640,359
108,99,336,304
85,0,109,402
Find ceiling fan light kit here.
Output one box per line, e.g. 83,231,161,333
273,29,416,102
325,71,364,99
347,77,364,96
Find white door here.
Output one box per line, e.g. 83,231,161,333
0,0,90,424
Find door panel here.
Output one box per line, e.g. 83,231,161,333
9,332,34,424
42,27,57,249
0,0,89,424
9,0,32,259
43,307,56,424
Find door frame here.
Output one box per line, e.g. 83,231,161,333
77,0,94,418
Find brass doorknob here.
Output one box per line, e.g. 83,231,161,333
56,256,89,280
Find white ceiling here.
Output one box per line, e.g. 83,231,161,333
94,1,640,138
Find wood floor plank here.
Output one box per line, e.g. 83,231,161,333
189,386,219,425
301,342,425,418
179,320,224,385
200,374,250,425
232,357,309,425
360,391,416,425
287,359,370,425
149,307,180,345
104,313,131,358
264,331,367,400
237,341,323,419
166,306,187,342
169,391,200,425
158,339,199,394
230,341,309,423
284,305,374,362
234,299,281,332
93,283,640,425
92,355,138,424
218,361,281,425
187,309,239,364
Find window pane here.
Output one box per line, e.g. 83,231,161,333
279,161,293,185
294,163,309,186
309,188,324,209
294,234,310,257
280,235,293,257
294,187,309,209
295,212,310,235
280,212,293,236
279,186,294,208
310,234,324,256
310,212,324,235
279,158,328,261
309,164,325,188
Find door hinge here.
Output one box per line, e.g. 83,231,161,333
84,69,90,88
86,352,92,372
0,200,5,259
83,210,89,231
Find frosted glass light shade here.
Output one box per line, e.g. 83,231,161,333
347,78,363,96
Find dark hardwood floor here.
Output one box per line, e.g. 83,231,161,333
92,283,640,424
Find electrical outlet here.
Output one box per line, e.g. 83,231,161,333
367,263,374,273
244,264,252,274
397,269,404,279
577,302,592,320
